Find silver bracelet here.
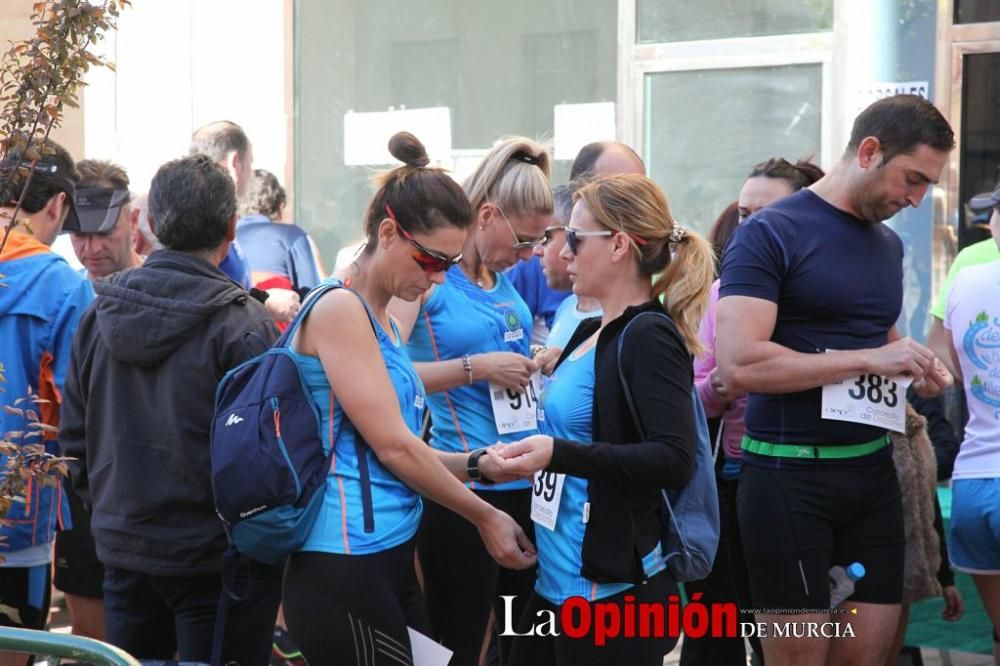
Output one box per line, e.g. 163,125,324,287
462,354,473,385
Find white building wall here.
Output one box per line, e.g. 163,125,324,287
84,0,287,194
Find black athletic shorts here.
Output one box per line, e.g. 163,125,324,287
53,482,104,598
0,564,52,629
737,446,904,610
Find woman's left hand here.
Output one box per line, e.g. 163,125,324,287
493,435,555,477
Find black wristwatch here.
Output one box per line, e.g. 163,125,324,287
467,448,495,485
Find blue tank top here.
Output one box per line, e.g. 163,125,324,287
407,266,536,491
296,287,425,554
535,345,666,604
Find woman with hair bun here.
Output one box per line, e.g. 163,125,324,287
281,132,535,666
393,136,554,666
496,173,715,665
736,157,825,223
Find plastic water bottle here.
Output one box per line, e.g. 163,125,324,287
829,562,866,607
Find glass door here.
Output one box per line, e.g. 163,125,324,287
935,2,1000,262
956,50,1000,248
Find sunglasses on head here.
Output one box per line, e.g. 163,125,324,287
385,204,463,273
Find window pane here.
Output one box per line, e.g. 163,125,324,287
637,0,832,43
644,65,822,235
955,0,1000,24
294,0,616,265
958,52,1000,248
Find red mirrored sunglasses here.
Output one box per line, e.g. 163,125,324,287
385,204,463,273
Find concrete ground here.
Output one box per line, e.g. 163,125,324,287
660,637,995,665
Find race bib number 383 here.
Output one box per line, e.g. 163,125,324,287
821,373,912,433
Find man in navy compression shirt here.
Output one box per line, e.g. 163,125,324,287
717,94,955,666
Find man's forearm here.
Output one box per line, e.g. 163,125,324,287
720,342,872,394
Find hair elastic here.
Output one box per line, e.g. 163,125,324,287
668,224,688,245
513,151,539,166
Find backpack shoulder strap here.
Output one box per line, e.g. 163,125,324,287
616,310,674,439
282,277,381,533
276,278,378,348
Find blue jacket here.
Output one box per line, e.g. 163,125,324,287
0,234,94,556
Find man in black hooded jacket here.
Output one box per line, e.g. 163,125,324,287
60,154,280,665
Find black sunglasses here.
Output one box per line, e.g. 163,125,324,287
564,227,613,254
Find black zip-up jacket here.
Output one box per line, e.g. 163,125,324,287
549,300,696,584
60,250,278,576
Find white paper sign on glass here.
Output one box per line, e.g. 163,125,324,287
530,470,565,531
553,102,616,160
343,107,452,166
821,372,913,433
489,371,542,435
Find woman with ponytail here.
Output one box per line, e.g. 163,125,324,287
282,132,535,666
391,136,554,666
496,174,715,665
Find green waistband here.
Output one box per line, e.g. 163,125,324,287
741,434,890,460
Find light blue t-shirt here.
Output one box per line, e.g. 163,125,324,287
535,345,665,604
407,266,536,491
545,295,602,353
298,289,425,555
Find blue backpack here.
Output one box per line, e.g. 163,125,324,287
617,311,720,583
210,279,376,566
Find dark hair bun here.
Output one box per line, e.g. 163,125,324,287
793,159,825,186
388,132,430,168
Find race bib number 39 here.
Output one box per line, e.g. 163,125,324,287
530,470,565,531
489,371,542,435
821,373,912,433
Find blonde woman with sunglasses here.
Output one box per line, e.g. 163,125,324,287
496,174,715,665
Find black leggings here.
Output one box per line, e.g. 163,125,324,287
418,488,535,666
507,568,679,666
283,539,429,666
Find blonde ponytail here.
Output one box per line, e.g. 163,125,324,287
652,230,715,356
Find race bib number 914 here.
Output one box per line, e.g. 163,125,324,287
489,371,542,435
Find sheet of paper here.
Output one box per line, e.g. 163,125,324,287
408,627,454,666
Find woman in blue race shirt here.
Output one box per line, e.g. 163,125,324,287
282,133,535,666
393,136,553,666
498,174,715,666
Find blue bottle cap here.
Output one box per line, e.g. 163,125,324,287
846,562,866,581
